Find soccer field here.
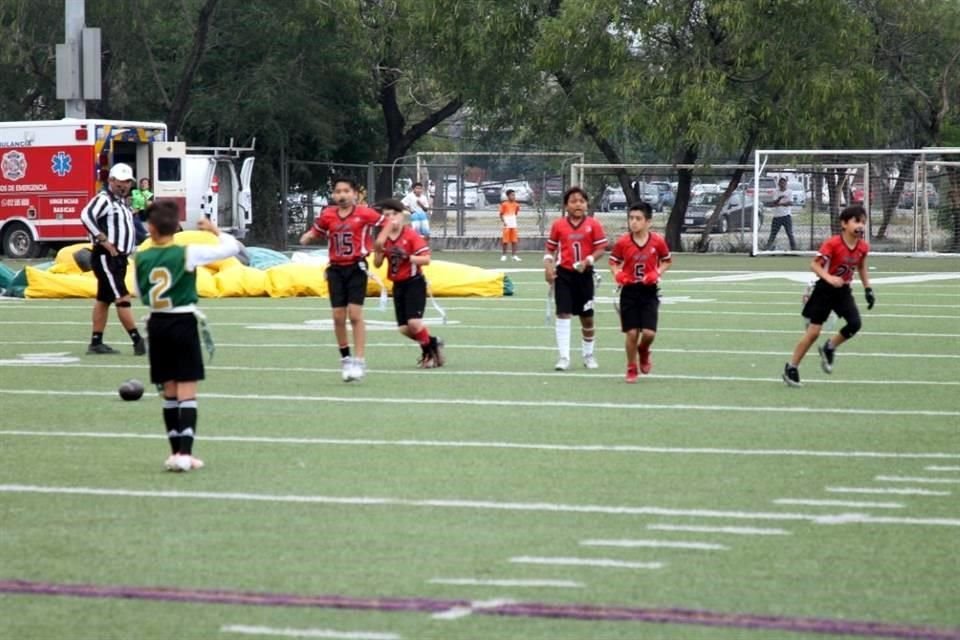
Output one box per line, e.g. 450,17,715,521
1,253,958,640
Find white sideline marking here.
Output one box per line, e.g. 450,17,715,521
580,539,728,551
647,524,791,536
5,338,956,361
428,578,584,589
1,388,955,417
826,486,952,497
2,360,957,388
875,475,960,485
431,598,515,621
221,625,399,639
509,556,663,570
925,466,960,472
3,431,959,461
4,484,960,527
773,498,904,509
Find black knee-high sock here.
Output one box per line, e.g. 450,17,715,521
178,399,197,456
163,397,179,454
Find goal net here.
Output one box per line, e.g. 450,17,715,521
754,149,960,255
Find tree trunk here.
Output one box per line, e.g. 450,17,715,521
697,128,759,251
666,145,699,251
165,0,219,138
876,157,914,239
374,66,462,200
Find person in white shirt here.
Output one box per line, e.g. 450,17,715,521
402,182,431,239
765,176,797,251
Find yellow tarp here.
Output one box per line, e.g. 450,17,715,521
26,233,509,298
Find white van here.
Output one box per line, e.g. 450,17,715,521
185,143,255,239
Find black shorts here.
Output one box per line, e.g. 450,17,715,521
326,261,368,308
554,267,595,317
393,275,427,326
147,313,204,384
802,280,860,326
91,247,130,303
619,283,659,332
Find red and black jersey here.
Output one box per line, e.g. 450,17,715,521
382,226,430,282
546,215,607,269
311,205,385,266
609,232,671,284
816,235,869,284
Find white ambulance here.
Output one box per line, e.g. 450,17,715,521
0,118,254,258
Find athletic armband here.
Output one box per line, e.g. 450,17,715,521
542,254,555,263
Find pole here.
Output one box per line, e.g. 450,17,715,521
64,0,85,118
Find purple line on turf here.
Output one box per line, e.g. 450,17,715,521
1,579,958,639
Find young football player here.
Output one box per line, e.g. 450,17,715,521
499,189,521,262
300,176,385,382
544,186,608,371
609,202,672,383
135,201,240,472
783,205,874,387
373,200,444,368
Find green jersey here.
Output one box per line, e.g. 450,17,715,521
135,244,198,311
131,188,153,212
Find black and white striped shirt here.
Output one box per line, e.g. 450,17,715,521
80,190,136,255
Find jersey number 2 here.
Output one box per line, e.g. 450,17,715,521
149,267,173,310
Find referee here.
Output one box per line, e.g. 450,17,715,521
79,162,146,355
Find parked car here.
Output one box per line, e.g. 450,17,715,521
745,177,778,205
681,192,763,233
649,181,675,211
500,180,534,203
599,185,628,211
692,182,721,197
480,181,506,203
437,177,484,208
544,176,564,199
898,183,940,209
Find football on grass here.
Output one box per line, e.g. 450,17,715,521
118,379,145,401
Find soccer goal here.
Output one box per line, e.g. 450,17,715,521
754,149,960,255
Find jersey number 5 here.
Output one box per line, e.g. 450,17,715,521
149,267,173,310
332,232,355,257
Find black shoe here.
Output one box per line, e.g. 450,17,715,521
133,338,147,356
431,337,445,368
782,363,801,387
87,343,119,355
817,342,834,374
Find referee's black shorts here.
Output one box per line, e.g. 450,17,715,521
392,275,427,326
91,246,130,303
802,280,860,326
147,313,204,384
554,266,596,317
619,283,660,332
326,262,368,308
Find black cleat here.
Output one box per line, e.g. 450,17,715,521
431,337,445,368
87,343,119,355
817,341,834,374
782,363,801,387
133,338,147,356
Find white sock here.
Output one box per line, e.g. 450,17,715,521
555,318,571,360
582,338,595,358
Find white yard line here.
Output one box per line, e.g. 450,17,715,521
773,498,904,509
647,524,791,536
509,556,664,570
875,475,960,485
2,431,958,460
925,466,960,472
220,625,400,639
825,486,952,497
431,598,515,621
3,484,960,527
1,360,955,387
1,388,956,417
428,578,584,589
580,539,728,551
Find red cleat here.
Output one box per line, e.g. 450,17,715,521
625,364,639,383
639,348,652,375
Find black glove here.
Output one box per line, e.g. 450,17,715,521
389,246,408,260
865,287,875,310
